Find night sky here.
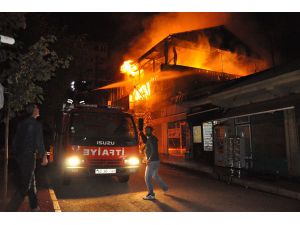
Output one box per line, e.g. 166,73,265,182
24,13,155,55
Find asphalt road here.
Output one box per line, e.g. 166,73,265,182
48,164,300,212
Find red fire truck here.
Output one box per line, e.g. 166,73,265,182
53,104,141,184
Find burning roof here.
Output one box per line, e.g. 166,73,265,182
103,25,269,111
135,25,267,77
138,25,259,63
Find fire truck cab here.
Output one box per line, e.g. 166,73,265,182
53,104,141,184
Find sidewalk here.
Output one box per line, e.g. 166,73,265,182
0,159,57,212
160,155,300,201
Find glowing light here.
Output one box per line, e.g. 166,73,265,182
125,157,140,166
0,35,15,45
120,60,139,78
130,82,151,102
70,81,75,91
120,60,151,104
66,156,81,167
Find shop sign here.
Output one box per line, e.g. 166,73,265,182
193,126,202,143
203,122,213,151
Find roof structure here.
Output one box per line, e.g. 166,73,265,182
183,58,300,108
138,25,259,63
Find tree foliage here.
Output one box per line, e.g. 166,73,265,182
0,13,26,36
0,13,72,118
4,36,71,115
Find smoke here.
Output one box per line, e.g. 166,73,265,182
225,13,271,66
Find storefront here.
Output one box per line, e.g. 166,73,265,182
151,105,191,158
185,60,300,177
167,120,190,158
189,121,214,164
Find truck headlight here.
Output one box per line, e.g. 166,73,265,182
66,156,81,167
125,157,140,166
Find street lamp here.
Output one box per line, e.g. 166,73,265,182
0,34,15,108
0,35,15,45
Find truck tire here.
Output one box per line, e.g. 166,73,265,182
117,175,130,183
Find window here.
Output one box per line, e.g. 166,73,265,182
69,112,137,144
167,121,189,157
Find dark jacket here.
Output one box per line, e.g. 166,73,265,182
13,116,45,160
140,132,159,162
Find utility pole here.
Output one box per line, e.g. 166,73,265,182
3,94,10,203
1,34,15,204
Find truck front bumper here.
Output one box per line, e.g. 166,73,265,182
64,165,140,177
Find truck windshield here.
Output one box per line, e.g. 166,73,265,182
69,112,138,145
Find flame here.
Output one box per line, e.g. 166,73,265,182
172,37,267,76
120,60,140,78
128,13,231,59
127,13,269,76
129,82,151,102
117,13,269,109
120,60,151,104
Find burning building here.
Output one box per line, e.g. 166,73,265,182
101,17,300,179
106,25,268,161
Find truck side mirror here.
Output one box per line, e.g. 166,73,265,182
138,118,144,131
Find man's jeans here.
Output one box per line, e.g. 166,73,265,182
145,160,168,195
6,159,38,211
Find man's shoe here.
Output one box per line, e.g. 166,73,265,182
31,206,40,212
143,194,155,200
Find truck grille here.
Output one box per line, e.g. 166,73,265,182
86,158,124,167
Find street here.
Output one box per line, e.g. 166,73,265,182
48,164,300,212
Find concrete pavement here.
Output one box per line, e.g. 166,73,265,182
160,155,300,201
2,158,300,212
48,163,300,212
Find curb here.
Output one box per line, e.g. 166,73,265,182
161,160,215,176
45,174,61,212
161,160,300,201
231,177,300,201
48,188,61,212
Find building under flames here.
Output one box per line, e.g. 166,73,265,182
108,25,300,178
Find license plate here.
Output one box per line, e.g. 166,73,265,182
95,169,116,174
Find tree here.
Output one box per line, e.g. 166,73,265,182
0,13,71,202
3,35,71,114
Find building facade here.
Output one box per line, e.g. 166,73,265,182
186,60,300,177
108,26,300,178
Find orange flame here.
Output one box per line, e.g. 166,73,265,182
130,82,151,102
172,37,267,76
120,60,151,104
126,13,269,77
120,60,139,78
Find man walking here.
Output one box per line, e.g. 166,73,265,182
140,125,168,200
6,104,48,211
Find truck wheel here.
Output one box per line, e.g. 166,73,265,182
117,175,130,183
